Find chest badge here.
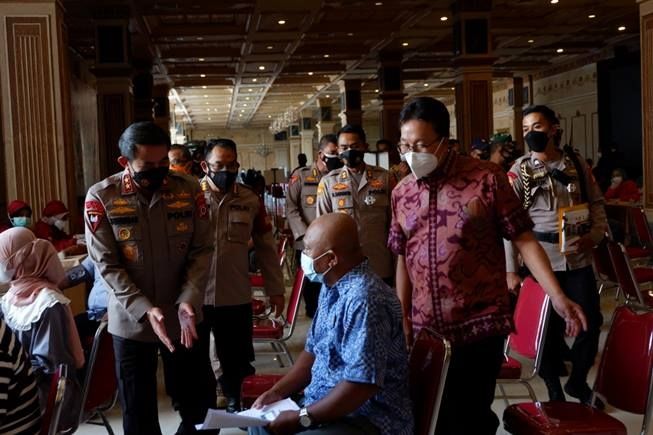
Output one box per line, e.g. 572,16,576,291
118,228,131,241
176,221,190,233
305,195,315,206
364,194,377,206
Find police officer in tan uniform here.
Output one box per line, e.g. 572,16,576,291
199,139,285,412
286,134,342,318
84,122,214,435
316,124,395,284
504,105,607,406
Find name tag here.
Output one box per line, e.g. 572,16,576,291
331,191,351,197
229,204,250,212
109,216,138,225
168,210,193,219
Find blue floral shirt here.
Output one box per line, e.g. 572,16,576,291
304,260,414,435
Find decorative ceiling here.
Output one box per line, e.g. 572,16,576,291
64,0,639,129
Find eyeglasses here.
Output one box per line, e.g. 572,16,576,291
208,162,240,172
397,138,441,155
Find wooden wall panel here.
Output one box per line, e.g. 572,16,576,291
643,12,653,208
5,16,62,212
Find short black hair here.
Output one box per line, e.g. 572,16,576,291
319,134,338,151
169,144,191,161
118,121,171,160
337,124,366,144
298,153,308,165
399,97,450,138
205,138,238,159
523,105,559,125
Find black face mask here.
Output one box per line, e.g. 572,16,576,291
339,149,364,168
525,131,550,153
210,171,238,192
131,166,169,192
323,155,344,172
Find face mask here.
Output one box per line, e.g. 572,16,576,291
210,171,238,192
10,216,31,228
524,131,550,153
612,176,623,185
130,165,169,192
339,149,364,168
0,262,14,284
300,250,334,283
400,153,407,162
323,154,344,172
54,219,67,232
403,137,445,179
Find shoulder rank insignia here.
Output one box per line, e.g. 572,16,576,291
340,170,348,179
167,200,192,209
317,182,325,195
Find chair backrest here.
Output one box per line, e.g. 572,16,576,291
628,207,653,249
606,240,644,305
409,327,451,435
284,268,305,330
594,306,653,432
79,321,118,423
41,364,67,435
507,277,550,368
593,235,618,283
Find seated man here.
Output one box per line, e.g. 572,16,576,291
249,213,413,435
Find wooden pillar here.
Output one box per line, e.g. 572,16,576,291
641,0,653,209
512,76,525,151
338,79,363,127
153,83,171,134
452,0,494,151
0,0,76,221
378,51,404,164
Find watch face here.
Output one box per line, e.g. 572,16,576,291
299,410,312,427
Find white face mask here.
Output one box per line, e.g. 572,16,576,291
403,137,446,179
300,250,334,283
612,176,623,185
0,261,15,284
54,219,66,231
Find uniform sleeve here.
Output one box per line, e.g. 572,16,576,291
285,175,308,241
84,190,153,322
252,199,285,297
584,163,608,244
315,179,332,217
176,185,214,312
387,187,407,256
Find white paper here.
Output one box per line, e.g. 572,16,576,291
195,398,300,430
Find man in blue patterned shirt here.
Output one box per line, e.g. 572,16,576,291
249,213,413,435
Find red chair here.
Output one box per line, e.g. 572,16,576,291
41,364,68,435
252,268,305,367
606,241,653,308
496,277,551,406
410,327,451,435
593,235,620,298
626,207,653,261
73,321,117,434
503,306,653,435
240,374,285,409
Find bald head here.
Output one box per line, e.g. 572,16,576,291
305,213,360,256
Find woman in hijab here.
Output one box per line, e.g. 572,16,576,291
0,227,84,430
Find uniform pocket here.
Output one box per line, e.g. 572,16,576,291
228,211,251,243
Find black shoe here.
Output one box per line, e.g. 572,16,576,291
544,378,566,402
226,397,241,414
564,382,605,410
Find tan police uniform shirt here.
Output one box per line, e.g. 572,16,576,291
316,164,393,279
285,164,322,250
201,178,285,307
504,150,607,272
84,170,213,342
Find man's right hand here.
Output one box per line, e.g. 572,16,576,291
550,295,588,337
147,307,175,353
506,272,522,293
252,388,284,409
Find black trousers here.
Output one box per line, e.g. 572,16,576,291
113,334,215,435
538,265,603,386
435,335,505,435
200,304,256,400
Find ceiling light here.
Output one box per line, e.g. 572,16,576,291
308,72,314,76
258,65,265,70
208,117,211,120
618,26,626,31
326,94,330,98
200,74,206,77
588,14,596,18
451,87,455,90
402,42,408,47
440,16,448,21
243,104,248,107
324,54,330,58
241,109,245,113
375,1,383,5
205,102,209,105
423,83,429,87
239,114,243,117
202,85,207,89
203,94,208,98
528,39,534,43
252,78,257,82
556,48,564,53
347,32,354,36
268,115,272,118
197,37,203,41
246,97,250,100
199,58,205,62
248,88,253,92
374,89,379,93
550,0,559,3
206,108,210,112
278,19,286,25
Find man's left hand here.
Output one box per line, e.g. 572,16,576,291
178,302,198,349
570,235,595,252
268,410,300,435
269,295,286,317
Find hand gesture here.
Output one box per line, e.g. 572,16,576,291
252,388,283,409
269,295,285,318
178,302,198,349
147,307,175,352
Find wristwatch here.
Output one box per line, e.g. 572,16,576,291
298,407,313,428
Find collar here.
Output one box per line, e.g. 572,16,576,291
325,259,370,294
200,175,239,197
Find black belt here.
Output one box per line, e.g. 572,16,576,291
533,231,559,244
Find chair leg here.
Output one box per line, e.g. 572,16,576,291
615,286,622,301
99,412,114,435
498,384,510,407
521,381,537,402
270,342,285,368
280,342,294,366
598,282,605,295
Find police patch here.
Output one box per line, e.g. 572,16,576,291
305,196,315,205
176,221,190,233
369,179,384,189
85,200,105,234
121,243,139,263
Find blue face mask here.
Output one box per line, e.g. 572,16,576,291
10,216,31,228
300,250,334,283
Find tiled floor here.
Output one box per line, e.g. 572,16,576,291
77,286,646,435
